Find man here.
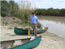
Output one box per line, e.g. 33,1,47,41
30,12,38,37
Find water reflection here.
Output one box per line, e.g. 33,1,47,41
39,20,65,38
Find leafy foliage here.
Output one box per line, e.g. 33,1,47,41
35,8,65,16
1,0,31,25
1,1,9,17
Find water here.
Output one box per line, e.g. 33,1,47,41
39,16,65,38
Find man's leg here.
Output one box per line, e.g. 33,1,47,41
32,24,34,36
33,24,37,37
34,28,37,37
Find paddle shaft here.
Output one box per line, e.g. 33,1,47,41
28,16,30,36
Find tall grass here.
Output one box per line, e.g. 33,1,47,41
18,1,31,26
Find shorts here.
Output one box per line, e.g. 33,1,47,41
32,24,37,29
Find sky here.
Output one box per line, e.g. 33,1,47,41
7,0,65,9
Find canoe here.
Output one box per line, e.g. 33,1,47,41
14,27,48,35
1,36,42,49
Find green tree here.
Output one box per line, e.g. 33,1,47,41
9,1,19,17
1,1,9,17
35,8,65,16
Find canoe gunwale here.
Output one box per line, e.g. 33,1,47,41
1,38,30,43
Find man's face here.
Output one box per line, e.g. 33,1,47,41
32,14,35,16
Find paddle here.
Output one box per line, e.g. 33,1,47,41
28,16,30,36
28,26,30,36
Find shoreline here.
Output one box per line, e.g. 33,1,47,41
0,17,65,49
1,24,65,41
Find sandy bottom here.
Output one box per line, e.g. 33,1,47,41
0,17,65,49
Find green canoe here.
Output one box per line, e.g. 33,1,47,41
2,36,42,49
14,27,48,35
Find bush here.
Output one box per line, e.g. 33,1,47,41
1,12,7,17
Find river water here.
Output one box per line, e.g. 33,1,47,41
39,16,65,38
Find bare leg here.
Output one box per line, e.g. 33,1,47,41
32,24,37,37
33,28,37,37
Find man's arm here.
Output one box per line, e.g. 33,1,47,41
37,20,38,26
37,16,38,26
